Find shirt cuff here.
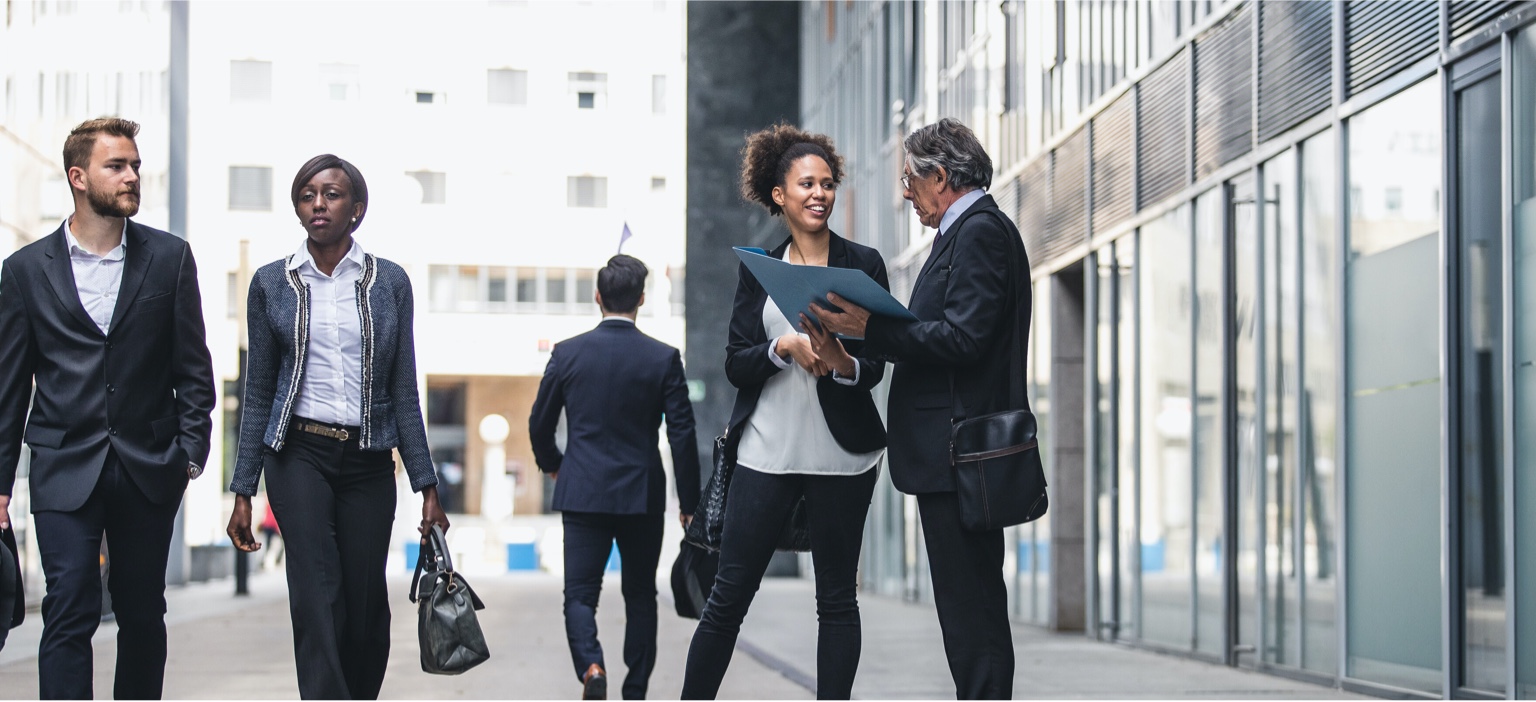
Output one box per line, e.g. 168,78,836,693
832,363,860,386
767,337,794,370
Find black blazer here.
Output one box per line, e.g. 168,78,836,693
864,194,1032,494
724,232,888,457
529,319,701,515
0,221,216,512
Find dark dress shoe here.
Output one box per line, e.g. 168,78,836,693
582,663,607,700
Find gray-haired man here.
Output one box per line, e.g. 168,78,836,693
814,118,1030,699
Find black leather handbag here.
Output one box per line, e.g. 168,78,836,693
410,526,490,675
670,539,719,619
684,431,812,553
946,214,1049,532
0,526,23,652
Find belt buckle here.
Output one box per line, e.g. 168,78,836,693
336,427,350,442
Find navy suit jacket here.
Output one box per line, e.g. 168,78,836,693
864,194,1032,494
529,319,701,515
0,221,216,512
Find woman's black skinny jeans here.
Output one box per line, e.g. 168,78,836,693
681,465,878,700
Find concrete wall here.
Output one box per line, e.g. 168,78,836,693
683,1,801,466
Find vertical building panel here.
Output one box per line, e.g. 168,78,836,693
1048,127,1089,259
1345,0,1437,97
1137,47,1189,208
1193,2,1253,179
1092,92,1134,233
1257,0,1332,142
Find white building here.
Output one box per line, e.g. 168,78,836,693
2,1,689,566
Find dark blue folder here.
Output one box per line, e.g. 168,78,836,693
734,247,916,340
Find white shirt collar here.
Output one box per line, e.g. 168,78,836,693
601,315,636,324
63,217,128,261
938,188,987,237
287,238,365,275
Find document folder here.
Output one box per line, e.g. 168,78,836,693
734,247,917,340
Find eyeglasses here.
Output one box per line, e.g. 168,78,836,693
900,174,912,189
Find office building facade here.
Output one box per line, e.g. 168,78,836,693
789,1,1535,697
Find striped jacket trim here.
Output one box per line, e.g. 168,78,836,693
356,255,378,447
274,259,310,451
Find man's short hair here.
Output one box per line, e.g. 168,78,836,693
904,117,993,192
63,118,140,173
597,255,648,314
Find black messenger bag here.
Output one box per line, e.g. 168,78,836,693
946,212,1049,532
410,525,490,675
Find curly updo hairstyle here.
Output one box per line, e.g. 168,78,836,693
739,123,844,217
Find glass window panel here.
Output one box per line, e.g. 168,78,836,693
516,268,538,305
488,68,527,106
1030,273,1055,626
428,265,454,313
1194,187,1227,658
1299,128,1339,676
455,266,480,313
1515,26,1536,701
407,170,447,204
547,270,568,305
229,59,271,103
1139,205,1193,650
1260,151,1301,668
227,166,272,211
1345,77,1443,694
487,267,509,306
575,270,596,309
1096,246,1117,637
1455,73,1505,695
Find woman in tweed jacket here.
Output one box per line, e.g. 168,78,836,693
225,154,448,700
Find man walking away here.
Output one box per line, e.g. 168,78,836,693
529,254,701,700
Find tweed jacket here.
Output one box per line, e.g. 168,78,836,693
229,252,435,496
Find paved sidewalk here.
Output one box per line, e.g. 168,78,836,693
0,571,1363,700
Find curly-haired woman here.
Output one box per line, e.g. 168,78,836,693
680,125,888,700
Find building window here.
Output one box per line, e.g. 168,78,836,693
407,170,447,204
651,74,666,114
1385,186,1403,214
415,90,438,104
54,71,75,116
226,272,239,319
575,269,596,307
546,269,568,305
321,63,359,101
567,176,607,208
651,176,666,192
228,166,272,211
516,268,538,305
488,68,527,106
568,71,607,109
230,60,271,103
487,267,509,307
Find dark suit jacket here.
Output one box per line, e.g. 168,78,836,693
864,194,1031,494
724,232,888,457
0,221,216,512
529,319,701,515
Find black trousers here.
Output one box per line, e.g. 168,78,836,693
916,491,1014,700
682,466,878,701
33,451,179,700
264,426,396,700
561,511,664,700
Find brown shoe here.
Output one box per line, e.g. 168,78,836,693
582,663,607,700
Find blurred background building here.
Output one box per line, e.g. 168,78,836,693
687,0,1533,699
1,0,688,593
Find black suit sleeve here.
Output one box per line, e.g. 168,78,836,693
0,260,37,497
838,253,890,392
864,217,1014,366
527,349,565,474
661,349,701,515
724,263,783,389
170,243,216,468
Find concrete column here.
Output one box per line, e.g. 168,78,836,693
1047,268,1087,632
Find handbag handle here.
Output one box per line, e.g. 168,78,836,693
946,208,1029,422
409,524,454,604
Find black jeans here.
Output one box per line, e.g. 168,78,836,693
917,491,1014,700
264,425,397,700
561,511,665,700
34,451,178,700
681,466,878,700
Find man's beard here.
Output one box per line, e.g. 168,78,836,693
86,184,140,218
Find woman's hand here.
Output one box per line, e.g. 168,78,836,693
420,486,450,537
776,333,830,376
801,314,856,377
226,495,262,553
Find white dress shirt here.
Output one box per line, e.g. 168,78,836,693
937,188,988,238
736,292,884,476
289,239,365,427
63,218,127,335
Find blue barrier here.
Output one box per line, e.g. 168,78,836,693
507,542,539,571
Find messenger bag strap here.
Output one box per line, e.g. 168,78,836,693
946,207,1029,422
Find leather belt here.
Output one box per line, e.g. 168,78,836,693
292,418,357,442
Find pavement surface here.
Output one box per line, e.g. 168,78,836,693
0,570,1366,700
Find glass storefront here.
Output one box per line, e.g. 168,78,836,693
1343,78,1443,693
